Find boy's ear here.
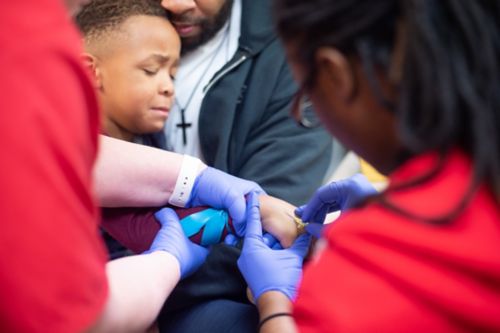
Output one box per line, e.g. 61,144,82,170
81,52,102,89
315,47,354,100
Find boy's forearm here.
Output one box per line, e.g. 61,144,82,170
101,206,222,254
101,207,160,253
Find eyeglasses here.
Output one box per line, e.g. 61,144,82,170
291,85,321,128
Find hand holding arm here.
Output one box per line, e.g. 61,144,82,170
188,167,265,236
237,193,310,301
88,208,209,332
148,208,209,278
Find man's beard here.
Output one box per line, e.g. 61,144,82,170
169,0,234,55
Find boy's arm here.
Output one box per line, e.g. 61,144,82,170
259,195,301,248
101,206,228,253
101,196,302,253
101,208,160,254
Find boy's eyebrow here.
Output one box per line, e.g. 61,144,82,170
143,54,177,65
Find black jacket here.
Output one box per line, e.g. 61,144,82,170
176,0,332,206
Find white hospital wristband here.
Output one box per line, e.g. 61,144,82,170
168,155,206,207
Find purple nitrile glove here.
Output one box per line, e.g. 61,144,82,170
146,208,209,278
238,192,310,301
224,232,283,249
187,167,265,237
304,222,326,238
296,174,378,224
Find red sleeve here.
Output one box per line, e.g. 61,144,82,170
294,185,500,332
0,1,108,332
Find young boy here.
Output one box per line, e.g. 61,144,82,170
75,0,184,258
75,0,302,258
76,0,179,148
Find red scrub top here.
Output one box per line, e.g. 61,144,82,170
0,1,108,332
294,150,500,332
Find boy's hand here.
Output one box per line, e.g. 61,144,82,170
259,195,300,248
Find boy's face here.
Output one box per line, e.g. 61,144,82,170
95,15,180,140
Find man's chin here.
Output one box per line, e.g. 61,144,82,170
180,37,205,55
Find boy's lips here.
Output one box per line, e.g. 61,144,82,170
151,107,170,115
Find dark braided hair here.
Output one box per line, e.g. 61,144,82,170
274,0,500,222
75,0,167,42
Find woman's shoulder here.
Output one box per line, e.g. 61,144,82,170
303,149,500,331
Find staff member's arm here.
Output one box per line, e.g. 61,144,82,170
238,193,310,332
94,135,264,231
88,208,208,333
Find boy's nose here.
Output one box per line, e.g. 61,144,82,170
160,79,175,97
161,0,197,15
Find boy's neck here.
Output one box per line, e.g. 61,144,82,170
104,118,135,142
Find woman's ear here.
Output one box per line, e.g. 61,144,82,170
81,53,102,89
315,47,354,100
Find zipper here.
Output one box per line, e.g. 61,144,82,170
203,52,249,94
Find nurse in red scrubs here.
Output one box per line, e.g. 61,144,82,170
238,1,500,332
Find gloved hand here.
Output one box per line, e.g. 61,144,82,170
296,174,377,224
238,192,310,301
224,232,283,249
146,208,209,278
188,167,265,236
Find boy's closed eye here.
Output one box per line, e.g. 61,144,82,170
142,68,159,76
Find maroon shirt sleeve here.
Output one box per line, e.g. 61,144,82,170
101,206,222,253
101,207,160,253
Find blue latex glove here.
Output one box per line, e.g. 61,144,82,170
296,174,377,224
188,167,265,237
304,222,325,238
146,208,209,278
224,232,283,249
238,192,310,301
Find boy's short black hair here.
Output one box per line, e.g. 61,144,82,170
76,0,167,40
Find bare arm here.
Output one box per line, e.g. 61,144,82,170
257,291,297,333
88,251,180,333
93,135,184,207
